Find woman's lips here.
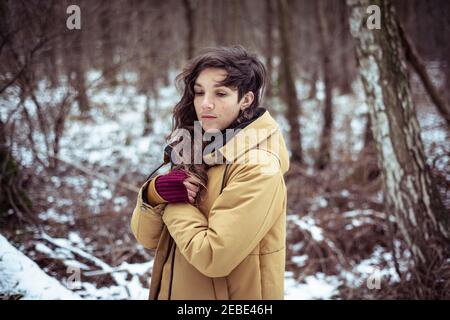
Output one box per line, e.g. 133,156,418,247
201,115,217,119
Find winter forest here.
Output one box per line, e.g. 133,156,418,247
1,0,449,300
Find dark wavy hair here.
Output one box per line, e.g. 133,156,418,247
167,45,268,206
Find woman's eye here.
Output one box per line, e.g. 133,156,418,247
216,92,227,97
194,91,204,96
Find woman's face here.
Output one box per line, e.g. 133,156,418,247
193,68,254,132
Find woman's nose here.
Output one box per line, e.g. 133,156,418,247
201,95,214,110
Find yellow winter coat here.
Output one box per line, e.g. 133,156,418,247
130,109,289,300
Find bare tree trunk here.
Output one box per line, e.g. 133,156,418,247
307,67,318,100
143,95,153,136
347,0,450,277
72,31,89,116
44,2,59,91
363,113,374,149
276,0,303,164
213,0,227,45
265,0,274,99
0,117,32,224
339,2,353,94
45,42,59,89
51,93,72,169
229,0,242,45
445,65,450,107
100,3,115,82
182,0,195,60
316,0,334,170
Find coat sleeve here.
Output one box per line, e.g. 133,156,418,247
162,150,285,277
130,176,167,250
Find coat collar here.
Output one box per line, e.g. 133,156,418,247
161,107,287,171
203,108,281,166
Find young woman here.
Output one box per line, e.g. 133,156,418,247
131,45,289,300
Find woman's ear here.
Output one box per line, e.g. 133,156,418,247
240,91,255,111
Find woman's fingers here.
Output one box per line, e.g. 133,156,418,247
187,188,196,198
183,173,201,204
184,180,199,193
185,174,202,186
184,181,198,202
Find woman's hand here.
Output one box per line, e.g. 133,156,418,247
153,169,202,205
183,174,202,204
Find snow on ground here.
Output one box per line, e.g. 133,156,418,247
285,271,339,300
284,244,409,300
38,232,152,300
342,209,393,230
285,211,410,299
416,101,449,177
287,214,325,242
0,233,81,299
38,208,75,225
340,243,410,288
1,231,155,300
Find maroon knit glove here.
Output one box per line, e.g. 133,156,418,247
154,169,189,203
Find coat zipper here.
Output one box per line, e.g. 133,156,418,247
167,238,176,300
